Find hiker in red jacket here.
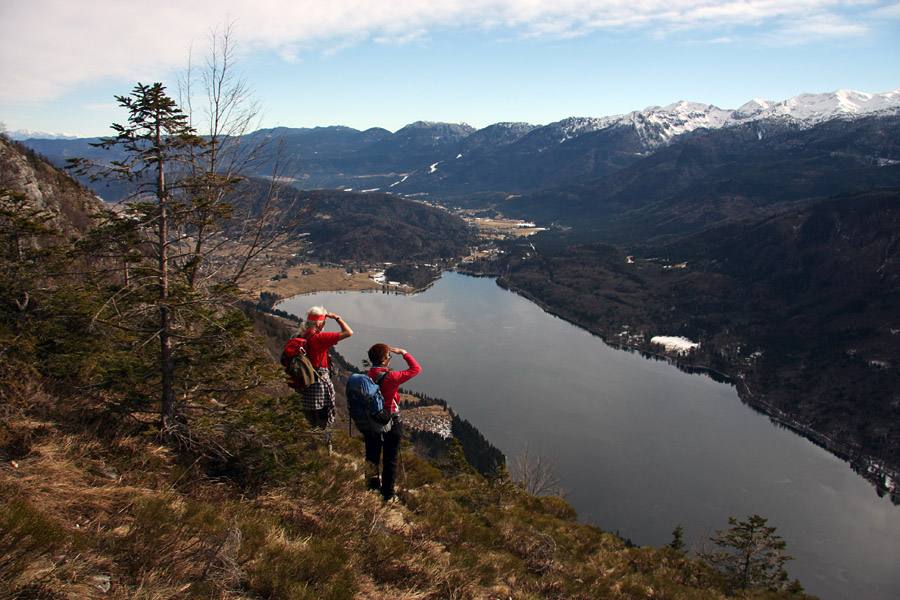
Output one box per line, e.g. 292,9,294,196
365,343,421,502
299,306,352,430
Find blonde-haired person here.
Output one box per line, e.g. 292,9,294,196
297,306,352,431
364,343,421,502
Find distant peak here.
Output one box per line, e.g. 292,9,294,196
732,98,775,119
7,129,81,141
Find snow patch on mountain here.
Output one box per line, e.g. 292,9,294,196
732,89,900,125
6,129,81,141
546,88,900,151
550,117,611,143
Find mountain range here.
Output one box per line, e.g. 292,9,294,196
20,88,900,207
503,112,900,246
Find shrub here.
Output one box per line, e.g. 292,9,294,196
401,452,443,488
0,500,69,585
247,536,357,600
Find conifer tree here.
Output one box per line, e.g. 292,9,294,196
64,25,307,455
667,524,686,552
0,188,59,262
69,83,276,451
699,514,794,592
102,83,202,434
0,186,105,392
0,188,60,387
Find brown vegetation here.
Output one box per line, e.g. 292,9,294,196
2,383,817,600
242,258,382,297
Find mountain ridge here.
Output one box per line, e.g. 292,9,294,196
18,87,900,203
498,113,900,244
12,87,900,142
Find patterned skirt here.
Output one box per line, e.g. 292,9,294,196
300,367,335,412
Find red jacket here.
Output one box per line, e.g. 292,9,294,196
284,331,341,369
366,352,421,414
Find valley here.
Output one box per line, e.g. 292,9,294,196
11,88,900,498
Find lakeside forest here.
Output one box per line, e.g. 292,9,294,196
460,188,900,499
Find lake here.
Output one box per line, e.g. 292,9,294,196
279,271,900,600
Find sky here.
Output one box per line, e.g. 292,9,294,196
1,0,899,138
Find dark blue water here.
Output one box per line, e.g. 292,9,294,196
279,271,900,600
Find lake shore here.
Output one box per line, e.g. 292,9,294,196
281,272,900,600
255,262,900,503
490,273,900,505
242,262,385,298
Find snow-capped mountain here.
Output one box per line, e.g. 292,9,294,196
6,129,81,141
731,88,900,123
556,88,900,151
604,102,733,149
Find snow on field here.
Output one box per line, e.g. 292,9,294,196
651,336,700,354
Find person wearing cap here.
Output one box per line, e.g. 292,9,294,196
364,343,421,502
298,305,353,430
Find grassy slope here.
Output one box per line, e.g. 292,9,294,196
3,387,807,600
0,317,816,600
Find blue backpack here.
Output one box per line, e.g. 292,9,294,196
346,371,392,433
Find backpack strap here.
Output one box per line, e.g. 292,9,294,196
374,370,396,415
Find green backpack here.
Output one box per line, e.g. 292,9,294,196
281,334,322,391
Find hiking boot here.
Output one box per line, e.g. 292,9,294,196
383,494,401,505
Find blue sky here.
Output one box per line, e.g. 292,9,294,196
1,0,898,137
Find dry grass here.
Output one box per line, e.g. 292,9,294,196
0,388,806,600
465,217,546,239
242,261,382,298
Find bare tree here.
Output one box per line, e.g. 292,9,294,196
510,440,568,497
175,20,310,290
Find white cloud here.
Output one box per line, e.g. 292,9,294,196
870,1,900,18
0,0,885,104
764,12,871,44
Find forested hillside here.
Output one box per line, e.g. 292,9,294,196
295,189,475,263
464,188,900,495
500,115,900,245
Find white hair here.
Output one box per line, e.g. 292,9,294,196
304,305,327,331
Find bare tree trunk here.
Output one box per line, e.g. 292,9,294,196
154,115,177,432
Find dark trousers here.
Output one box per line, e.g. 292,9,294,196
302,405,334,429
363,420,402,499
